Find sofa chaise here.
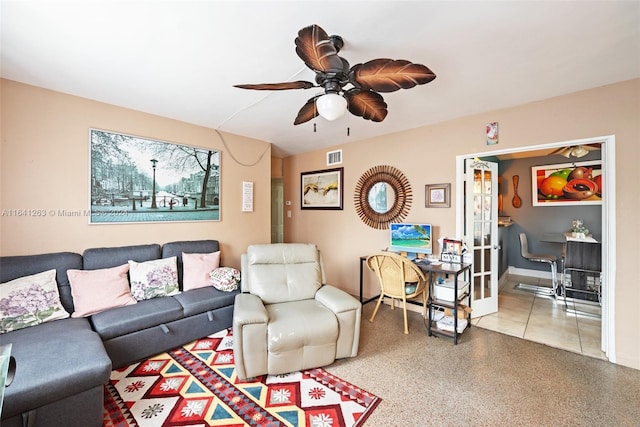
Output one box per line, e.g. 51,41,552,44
0,239,239,427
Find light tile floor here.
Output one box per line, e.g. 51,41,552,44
472,274,605,360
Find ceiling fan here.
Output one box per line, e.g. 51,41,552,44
234,24,436,125
550,143,601,158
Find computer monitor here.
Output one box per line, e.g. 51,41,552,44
389,223,433,257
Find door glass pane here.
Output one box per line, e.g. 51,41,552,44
474,195,482,219
474,223,483,245
474,171,482,194
484,195,492,220
474,275,481,299
483,274,491,298
484,248,491,271
484,171,492,193
474,250,481,273
484,222,492,244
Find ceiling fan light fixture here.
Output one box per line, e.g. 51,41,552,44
572,145,589,158
316,92,347,121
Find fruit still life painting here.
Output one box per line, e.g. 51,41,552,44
532,161,602,206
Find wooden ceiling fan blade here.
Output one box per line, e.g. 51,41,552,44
295,24,345,74
293,96,320,125
350,59,436,93
345,89,388,122
234,81,315,90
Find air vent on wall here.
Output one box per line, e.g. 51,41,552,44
327,149,342,166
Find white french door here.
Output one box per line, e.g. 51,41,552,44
465,159,499,318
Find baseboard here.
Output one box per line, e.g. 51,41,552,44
498,270,510,289
508,266,554,280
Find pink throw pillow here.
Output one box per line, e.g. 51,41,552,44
182,251,221,291
67,264,136,317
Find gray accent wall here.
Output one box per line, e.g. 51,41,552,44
493,151,602,274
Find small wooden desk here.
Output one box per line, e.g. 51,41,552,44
359,256,380,305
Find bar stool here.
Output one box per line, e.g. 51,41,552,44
519,233,558,296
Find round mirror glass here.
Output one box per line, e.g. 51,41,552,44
367,182,396,214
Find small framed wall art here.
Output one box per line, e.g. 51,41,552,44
301,167,344,210
486,122,498,145
425,183,451,208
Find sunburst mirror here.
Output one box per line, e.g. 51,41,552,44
354,165,412,229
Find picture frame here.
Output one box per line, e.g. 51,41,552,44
486,122,499,145
425,183,451,208
301,167,344,210
441,238,464,263
443,238,463,255
89,128,220,224
531,160,602,206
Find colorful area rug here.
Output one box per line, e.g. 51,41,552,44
103,328,381,426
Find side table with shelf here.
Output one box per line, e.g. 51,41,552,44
416,261,472,344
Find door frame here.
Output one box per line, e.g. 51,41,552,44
455,135,616,363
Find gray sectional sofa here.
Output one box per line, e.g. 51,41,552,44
0,240,239,427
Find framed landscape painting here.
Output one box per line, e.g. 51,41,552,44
89,129,220,223
531,160,602,206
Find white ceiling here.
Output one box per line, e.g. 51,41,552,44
2,1,639,157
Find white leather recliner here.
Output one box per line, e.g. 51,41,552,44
232,243,361,380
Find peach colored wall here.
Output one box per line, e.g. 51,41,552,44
0,79,272,268
283,79,640,369
271,156,283,178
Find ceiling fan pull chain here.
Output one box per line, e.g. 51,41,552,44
347,127,350,136
314,123,317,133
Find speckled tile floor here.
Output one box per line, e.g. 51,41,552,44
324,300,640,426
473,274,605,360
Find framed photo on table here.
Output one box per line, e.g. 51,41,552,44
425,183,451,208
301,167,344,210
